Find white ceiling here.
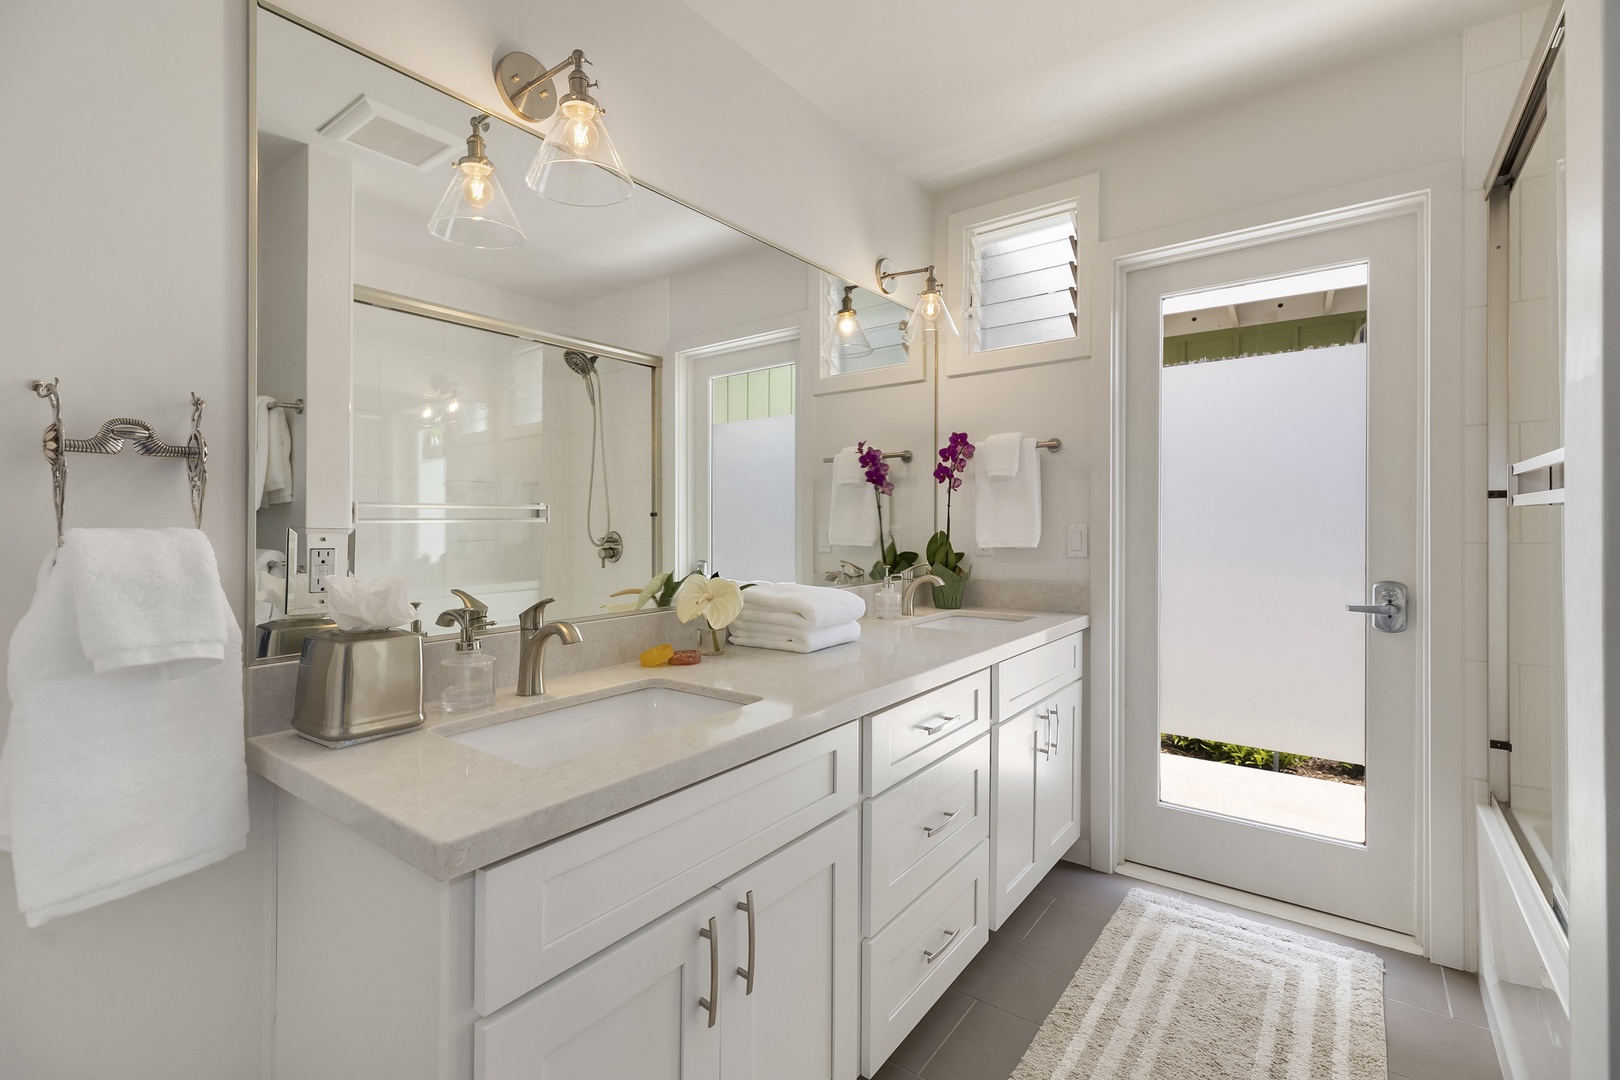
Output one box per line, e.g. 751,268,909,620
681,0,1532,191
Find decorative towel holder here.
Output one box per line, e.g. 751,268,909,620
30,378,208,546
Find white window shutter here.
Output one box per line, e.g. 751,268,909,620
968,210,1079,353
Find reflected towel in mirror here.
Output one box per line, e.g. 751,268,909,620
827,446,878,547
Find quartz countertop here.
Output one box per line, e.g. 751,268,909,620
247,609,1088,881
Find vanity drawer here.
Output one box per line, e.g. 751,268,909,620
864,670,990,795
861,840,990,1076
864,732,989,934
474,722,859,1016
996,631,1082,720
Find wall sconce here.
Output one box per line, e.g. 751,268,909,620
876,260,959,345
830,285,874,361
496,48,633,207
428,115,525,248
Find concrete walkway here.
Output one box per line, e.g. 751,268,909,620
1158,753,1365,843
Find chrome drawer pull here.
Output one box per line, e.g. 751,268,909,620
735,891,756,995
923,926,959,963
918,713,961,736
698,917,719,1027
922,810,958,837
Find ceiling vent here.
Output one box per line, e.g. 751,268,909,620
318,96,460,171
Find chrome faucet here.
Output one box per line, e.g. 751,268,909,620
516,597,583,697
901,573,945,617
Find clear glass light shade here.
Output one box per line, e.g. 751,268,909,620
526,100,634,206
429,161,525,248
908,289,959,344
829,306,873,361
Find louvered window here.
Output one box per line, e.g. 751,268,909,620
967,209,1079,353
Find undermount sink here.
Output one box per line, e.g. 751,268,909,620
915,614,1034,632
446,687,744,769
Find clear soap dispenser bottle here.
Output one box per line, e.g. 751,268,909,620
874,567,902,620
436,606,496,713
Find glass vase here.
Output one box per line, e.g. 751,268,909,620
930,565,971,610
698,618,728,656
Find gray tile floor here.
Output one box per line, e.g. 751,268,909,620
867,863,1502,1080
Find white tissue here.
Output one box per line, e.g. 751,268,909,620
324,577,415,632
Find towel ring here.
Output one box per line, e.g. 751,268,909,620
30,378,208,547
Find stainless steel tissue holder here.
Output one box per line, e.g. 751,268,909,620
293,629,425,748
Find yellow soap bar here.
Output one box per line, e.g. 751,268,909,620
640,643,675,667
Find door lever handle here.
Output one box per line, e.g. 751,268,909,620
1347,581,1409,634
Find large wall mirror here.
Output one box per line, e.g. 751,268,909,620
251,6,923,661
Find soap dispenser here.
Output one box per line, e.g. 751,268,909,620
436,606,496,713
874,567,902,620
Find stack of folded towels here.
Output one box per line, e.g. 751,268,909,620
727,583,866,654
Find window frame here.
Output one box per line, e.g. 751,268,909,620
945,174,1099,376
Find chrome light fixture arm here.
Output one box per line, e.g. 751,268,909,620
497,49,595,124
875,259,943,297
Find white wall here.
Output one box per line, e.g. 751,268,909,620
0,3,272,1078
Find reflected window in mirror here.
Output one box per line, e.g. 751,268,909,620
813,276,924,394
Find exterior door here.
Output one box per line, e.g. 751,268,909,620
1120,206,1424,933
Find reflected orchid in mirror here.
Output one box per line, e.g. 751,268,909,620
856,440,917,580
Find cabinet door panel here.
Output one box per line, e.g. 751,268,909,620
719,811,859,1080
1035,681,1083,863
991,710,1038,930
475,890,722,1080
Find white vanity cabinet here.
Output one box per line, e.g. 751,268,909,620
477,810,859,1080
990,632,1084,930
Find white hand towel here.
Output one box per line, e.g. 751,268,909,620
975,437,1042,549
728,620,862,654
736,583,866,628
0,550,247,927
827,446,878,547
262,401,293,507
980,432,1023,478
253,396,273,510
64,528,229,679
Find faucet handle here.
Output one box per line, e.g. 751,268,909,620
519,596,558,630
450,589,496,629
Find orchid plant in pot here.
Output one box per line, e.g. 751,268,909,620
926,431,974,609
858,441,918,582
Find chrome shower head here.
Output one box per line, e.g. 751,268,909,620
563,350,599,404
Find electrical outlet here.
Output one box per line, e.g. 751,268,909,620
1067,525,1088,558
309,547,337,592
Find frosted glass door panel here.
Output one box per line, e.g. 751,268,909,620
712,414,796,582
1160,344,1368,764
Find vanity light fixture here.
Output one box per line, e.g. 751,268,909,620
429,115,525,249
496,48,633,207
876,260,959,345
830,285,874,362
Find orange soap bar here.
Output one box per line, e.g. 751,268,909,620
668,649,702,666
639,644,674,667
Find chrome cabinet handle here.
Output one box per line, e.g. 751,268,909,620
922,809,958,837
1036,724,1052,759
698,917,719,1027
1048,710,1060,752
735,891,756,995
923,927,959,964
917,713,960,736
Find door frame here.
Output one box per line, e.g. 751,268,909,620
1087,163,1468,966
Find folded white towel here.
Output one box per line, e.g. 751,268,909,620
729,621,862,654
827,446,878,547
64,528,230,679
975,437,1042,549
736,583,867,629
253,396,272,509
0,548,247,927
262,400,293,508
980,432,1023,478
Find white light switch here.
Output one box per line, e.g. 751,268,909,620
1067,525,1088,558
817,528,831,554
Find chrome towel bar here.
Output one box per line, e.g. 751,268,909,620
29,378,208,547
